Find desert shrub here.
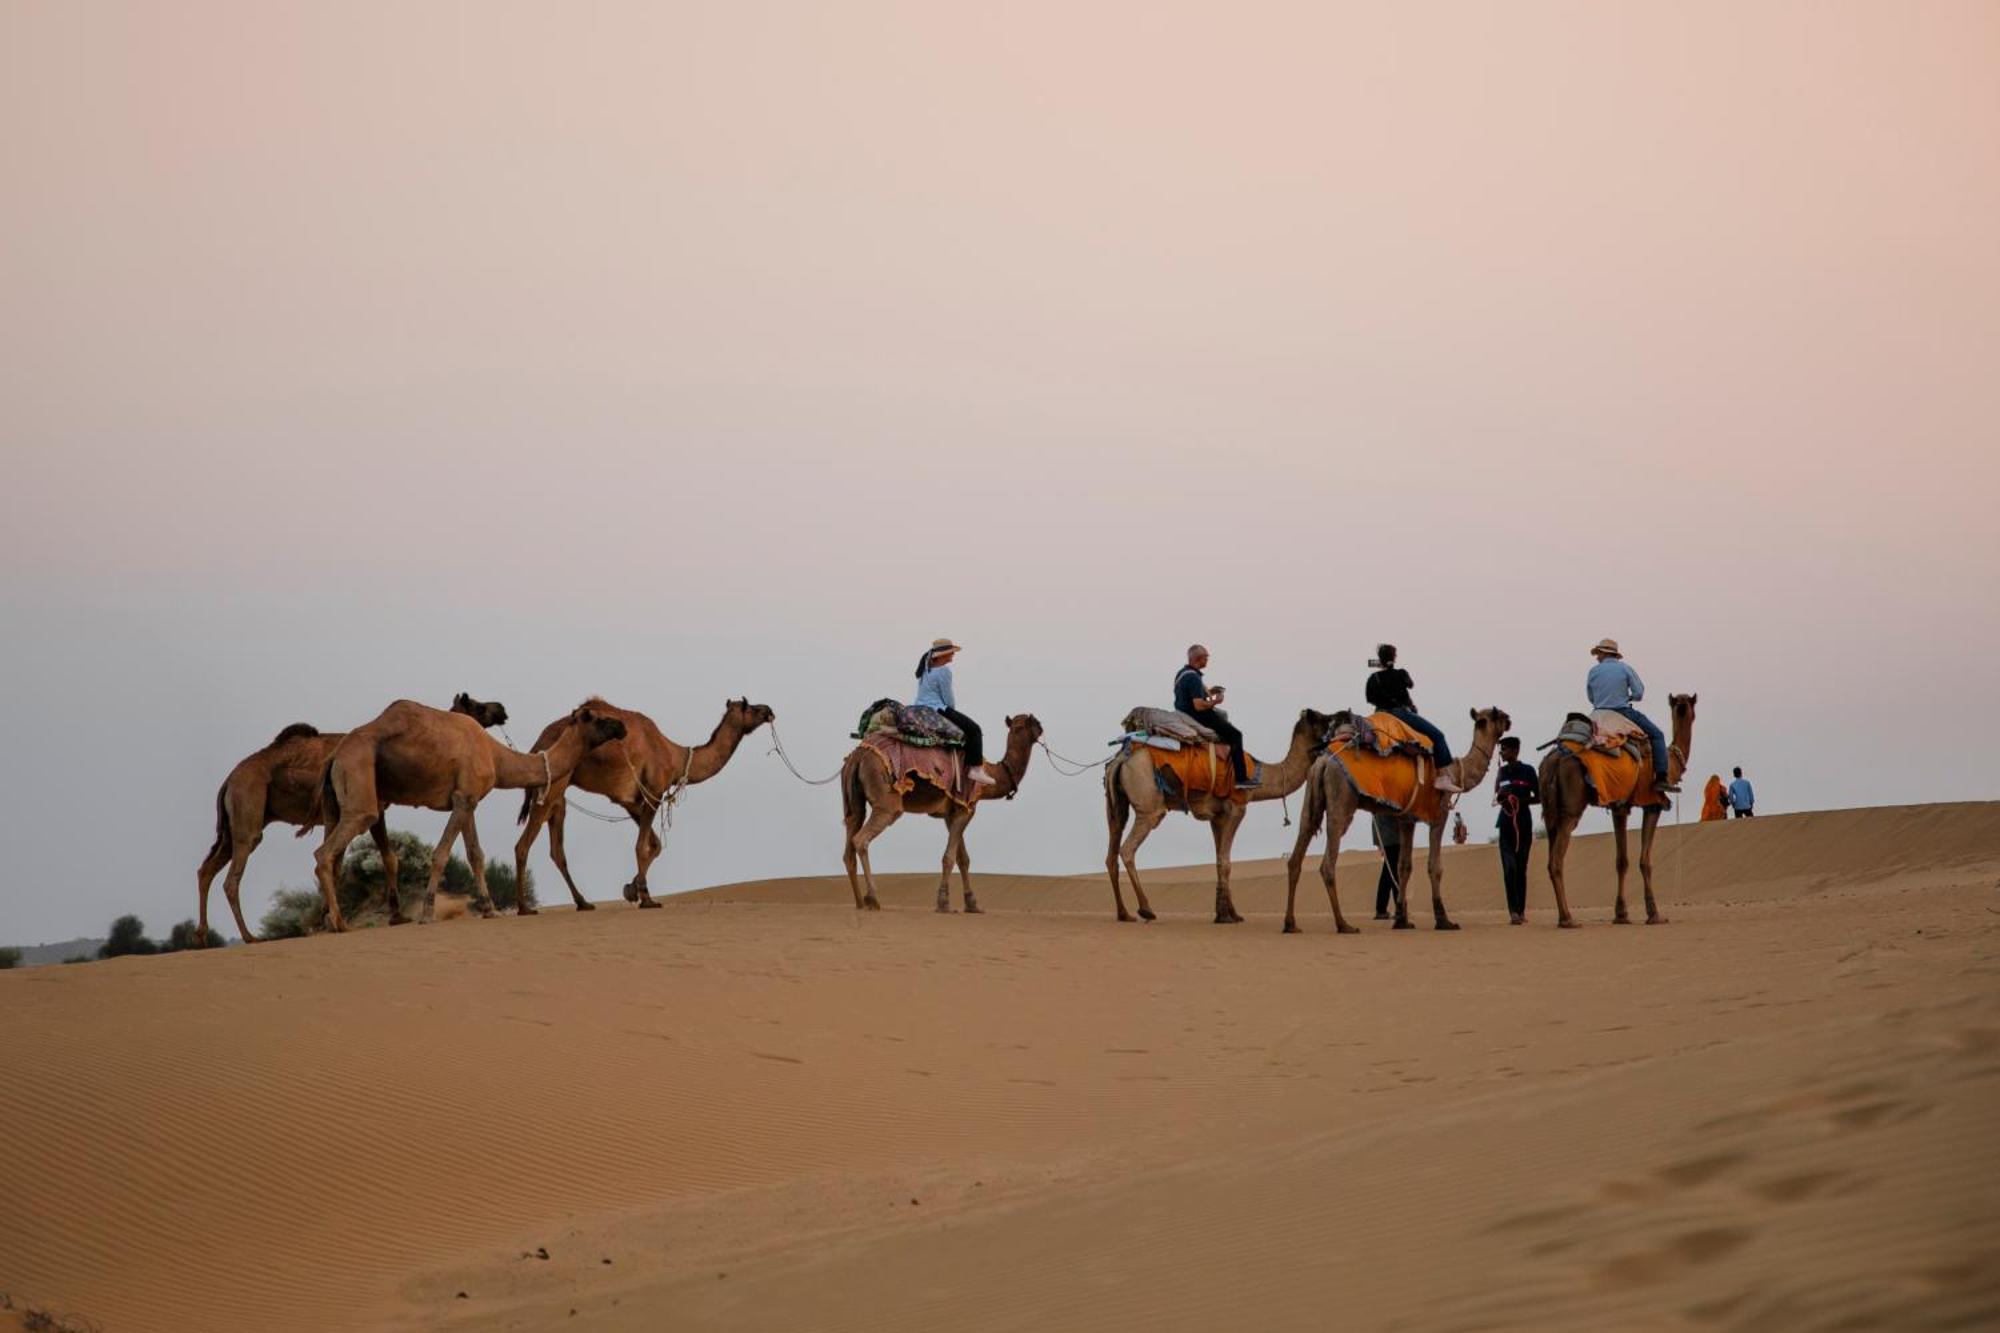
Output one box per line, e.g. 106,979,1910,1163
164,919,227,951
259,830,534,936
61,954,92,965
259,887,326,940
0,947,20,970
98,915,158,959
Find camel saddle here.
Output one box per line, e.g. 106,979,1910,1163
1332,711,1434,759
1546,713,1668,810
1118,737,1258,807
1326,718,1443,822
1544,710,1649,761
854,699,965,748
858,734,976,807
1120,706,1219,747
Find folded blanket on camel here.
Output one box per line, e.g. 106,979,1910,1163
1120,738,1258,806
858,734,975,806
1326,713,1443,823
854,699,965,747
1120,706,1218,746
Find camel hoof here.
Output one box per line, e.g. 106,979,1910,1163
1435,919,1460,932
478,909,496,920
1613,915,1633,926
573,902,594,912
1138,908,1156,922
1558,918,1581,929
621,883,640,904
636,898,662,910
517,906,538,916
388,914,409,927
1392,919,1414,931
935,905,954,915
1117,912,1135,923
1337,923,1360,935
1647,915,1670,925
864,898,881,912
964,904,984,915
1282,921,1300,934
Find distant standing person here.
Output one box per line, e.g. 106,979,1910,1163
1451,812,1468,845
1492,736,1540,924
1174,644,1253,789
914,637,994,786
1728,766,1755,817
1586,638,1677,791
1701,773,1729,822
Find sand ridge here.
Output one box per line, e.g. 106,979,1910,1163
0,803,1995,1331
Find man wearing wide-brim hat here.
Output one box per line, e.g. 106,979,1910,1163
1586,638,1675,791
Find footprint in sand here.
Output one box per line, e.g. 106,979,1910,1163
1592,1226,1753,1288
1827,1098,1933,1132
1746,1168,1856,1204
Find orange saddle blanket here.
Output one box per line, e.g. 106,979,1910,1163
1138,741,1256,805
860,734,973,806
1354,710,1434,756
1560,741,1665,809
1327,735,1444,825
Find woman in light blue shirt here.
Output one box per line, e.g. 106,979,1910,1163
914,637,993,783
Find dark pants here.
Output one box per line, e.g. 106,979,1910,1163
1196,709,1250,783
1389,708,1453,766
1374,817,1403,915
1498,799,1534,915
1613,705,1669,779
941,709,983,767
1732,806,1753,818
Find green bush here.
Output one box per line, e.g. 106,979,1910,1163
165,919,227,951
0,947,20,970
98,915,158,959
260,830,534,937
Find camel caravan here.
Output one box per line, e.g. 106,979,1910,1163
195,635,1697,942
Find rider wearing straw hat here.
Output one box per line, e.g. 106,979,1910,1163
914,637,995,786
1586,638,1676,791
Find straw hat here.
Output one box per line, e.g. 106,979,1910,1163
1591,638,1622,658
930,637,964,654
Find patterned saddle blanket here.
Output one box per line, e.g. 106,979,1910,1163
858,734,975,806
854,699,965,748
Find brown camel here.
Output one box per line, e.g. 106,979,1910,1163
841,713,1044,913
1281,707,1512,934
511,696,775,911
194,693,507,945
1540,693,1697,928
312,701,626,931
1104,708,1334,924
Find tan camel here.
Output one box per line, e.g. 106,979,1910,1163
1540,693,1697,928
1281,708,1511,934
312,701,626,931
194,694,507,945
841,714,1044,913
1104,708,1335,924
511,697,775,911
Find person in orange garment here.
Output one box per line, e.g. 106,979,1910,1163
1701,773,1729,822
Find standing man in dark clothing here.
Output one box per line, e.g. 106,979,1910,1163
1365,644,1460,792
1372,815,1402,919
1174,644,1253,788
1493,736,1539,924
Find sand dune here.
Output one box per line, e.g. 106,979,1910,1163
1,802,1994,1331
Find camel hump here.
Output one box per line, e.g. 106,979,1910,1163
268,722,320,747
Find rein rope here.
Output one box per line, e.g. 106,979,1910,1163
1036,739,1109,777
765,723,843,785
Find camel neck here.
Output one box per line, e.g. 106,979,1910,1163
683,713,752,785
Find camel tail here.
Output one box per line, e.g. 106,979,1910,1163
312,761,340,831
203,782,231,862
1298,774,1327,848
840,755,864,824
517,787,536,826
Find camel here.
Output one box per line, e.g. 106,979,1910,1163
312,701,626,931
1281,707,1512,934
841,713,1044,913
1105,708,1335,924
511,696,775,911
1540,693,1697,928
194,693,507,945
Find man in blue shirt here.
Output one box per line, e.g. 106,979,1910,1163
1586,638,1675,791
1174,644,1252,788
1728,767,1755,818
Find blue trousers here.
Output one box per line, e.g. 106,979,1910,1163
1389,708,1453,766
1613,705,1669,778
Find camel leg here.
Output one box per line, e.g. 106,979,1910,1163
842,799,869,910
1547,814,1580,928
1105,775,1137,923
458,802,497,919
540,800,591,911
955,823,981,914
627,814,665,909
1211,806,1245,924
313,812,378,934
417,802,470,924
1320,800,1360,935
368,819,411,925
195,840,232,946
1640,807,1669,924
1119,806,1167,922
1281,787,1317,933
511,799,547,916
1610,806,1633,924
851,806,901,911
935,812,960,914
1427,818,1458,930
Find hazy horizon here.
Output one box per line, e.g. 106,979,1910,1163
4,2,1996,943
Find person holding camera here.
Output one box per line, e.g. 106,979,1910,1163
1174,643,1254,789
1365,644,1461,793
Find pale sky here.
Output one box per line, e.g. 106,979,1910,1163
4,2,1996,943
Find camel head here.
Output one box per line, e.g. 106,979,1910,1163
1296,708,1337,745
1002,713,1045,744
1468,706,1512,741
567,706,628,750
1668,693,1698,729
726,697,777,732
453,692,510,729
